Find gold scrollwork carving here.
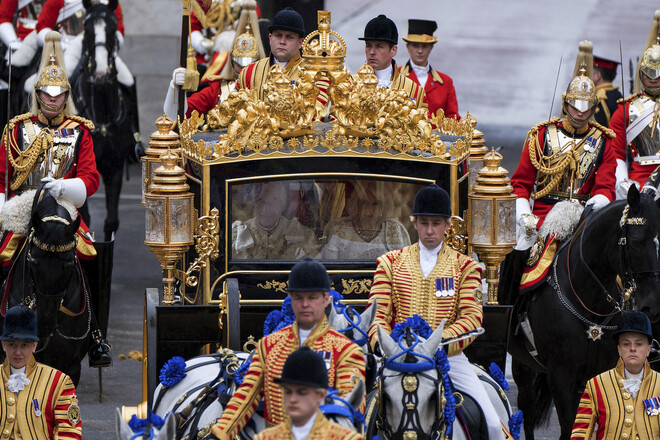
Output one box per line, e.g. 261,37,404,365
445,216,467,254
341,278,372,295
185,207,220,287
257,280,289,293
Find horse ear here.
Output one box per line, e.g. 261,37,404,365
419,318,447,358
82,0,91,11
69,214,81,237
376,324,398,358
361,301,378,333
160,412,177,440
108,0,118,11
115,408,133,439
343,376,365,410
327,302,340,326
628,183,641,208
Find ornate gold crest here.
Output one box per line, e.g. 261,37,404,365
67,396,81,425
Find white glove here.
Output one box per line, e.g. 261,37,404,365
616,179,640,200
615,159,636,200
515,198,538,251
171,67,186,87
0,193,5,214
585,194,610,211
0,22,18,48
37,28,51,47
42,177,87,208
190,30,212,56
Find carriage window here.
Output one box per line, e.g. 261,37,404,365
230,179,424,261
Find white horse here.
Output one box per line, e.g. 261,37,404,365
151,348,366,439
116,408,176,440
369,321,522,440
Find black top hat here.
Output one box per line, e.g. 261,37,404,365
612,311,653,343
359,15,398,46
412,184,451,217
267,7,305,37
274,347,329,389
288,258,331,292
0,305,39,342
402,19,438,44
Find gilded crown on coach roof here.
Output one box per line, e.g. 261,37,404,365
301,11,347,76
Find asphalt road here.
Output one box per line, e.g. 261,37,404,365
72,0,660,438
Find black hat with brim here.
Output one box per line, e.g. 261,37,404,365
267,7,305,37
412,184,451,217
288,258,331,292
359,14,398,46
274,347,329,389
612,311,653,343
0,305,39,342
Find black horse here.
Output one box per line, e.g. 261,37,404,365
506,186,660,440
0,191,92,385
69,0,140,241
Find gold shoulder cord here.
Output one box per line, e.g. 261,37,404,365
4,114,53,191
65,114,95,130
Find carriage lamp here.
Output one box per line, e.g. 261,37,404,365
468,149,516,305
144,149,194,305
467,116,488,189
142,115,181,206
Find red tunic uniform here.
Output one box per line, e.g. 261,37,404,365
36,0,124,35
185,79,235,118
0,0,42,40
511,118,616,227
210,318,365,440
400,61,460,119
0,113,100,263
609,93,658,187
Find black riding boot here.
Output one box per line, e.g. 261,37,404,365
88,330,112,368
123,79,145,163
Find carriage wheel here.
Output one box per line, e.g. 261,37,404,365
225,278,241,351
144,288,160,408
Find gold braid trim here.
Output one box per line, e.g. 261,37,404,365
527,118,589,200
4,114,53,191
587,120,615,139
616,93,641,105
63,115,95,130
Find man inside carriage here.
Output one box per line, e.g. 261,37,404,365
204,258,365,440
0,31,110,366
367,184,508,440
506,40,617,295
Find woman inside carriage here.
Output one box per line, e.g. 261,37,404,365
0,31,110,366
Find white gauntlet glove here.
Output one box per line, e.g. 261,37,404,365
163,67,188,120
190,30,212,56
42,177,87,208
585,194,610,211
515,198,538,251
615,159,640,200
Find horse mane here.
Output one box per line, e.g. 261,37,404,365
81,2,118,77
32,193,79,247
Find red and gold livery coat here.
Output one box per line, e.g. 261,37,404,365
253,411,363,440
571,359,660,440
211,317,365,440
0,357,81,440
510,118,616,227
400,61,459,119
367,243,483,356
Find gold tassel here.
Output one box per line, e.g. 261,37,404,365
182,46,200,91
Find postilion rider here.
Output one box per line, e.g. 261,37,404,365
367,184,507,440
610,11,660,198
0,304,82,439
204,258,365,440
0,31,110,367
253,347,363,440
509,43,616,294
570,311,660,440
399,19,460,120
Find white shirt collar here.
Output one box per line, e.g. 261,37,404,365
298,324,316,346
374,64,393,88
419,241,443,278
10,366,26,375
411,61,429,86
291,411,317,440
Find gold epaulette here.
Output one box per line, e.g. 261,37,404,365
526,117,560,140
588,120,615,139
616,93,641,105
65,115,95,130
6,113,33,131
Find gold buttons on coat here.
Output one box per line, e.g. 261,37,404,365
625,405,634,413
621,433,629,439
624,418,632,427
622,392,631,400
6,397,14,406
6,414,14,422
2,429,9,438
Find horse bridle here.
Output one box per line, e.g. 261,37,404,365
336,306,369,347
320,388,366,432
376,331,452,440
